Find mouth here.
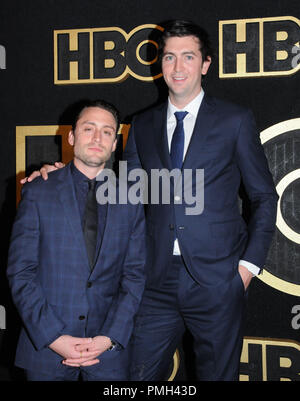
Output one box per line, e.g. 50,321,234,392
172,76,187,84
88,146,103,153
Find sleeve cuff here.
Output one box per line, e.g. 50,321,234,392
239,260,260,276
99,334,122,350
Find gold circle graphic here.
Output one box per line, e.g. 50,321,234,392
276,169,300,244
258,119,300,295
168,349,180,381
136,40,158,66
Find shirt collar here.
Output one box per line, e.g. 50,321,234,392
167,89,205,120
71,161,92,186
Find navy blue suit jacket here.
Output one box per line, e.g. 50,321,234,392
123,95,278,287
7,163,146,374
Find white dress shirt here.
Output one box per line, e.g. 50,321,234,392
167,90,260,276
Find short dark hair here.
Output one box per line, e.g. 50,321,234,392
157,19,213,62
72,99,120,133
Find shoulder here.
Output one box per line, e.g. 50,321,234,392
21,165,70,197
132,102,166,124
205,95,251,117
204,95,255,132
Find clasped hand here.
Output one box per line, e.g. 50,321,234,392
49,334,112,367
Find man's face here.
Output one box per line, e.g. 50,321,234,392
68,107,117,174
162,35,211,108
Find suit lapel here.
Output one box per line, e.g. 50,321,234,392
152,96,217,171
153,102,172,170
91,179,123,277
92,201,108,270
183,95,216,170
56,165,90,271
91,174,118,275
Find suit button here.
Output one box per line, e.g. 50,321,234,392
78,315,85,320
87,282,92,288
169,224,174,230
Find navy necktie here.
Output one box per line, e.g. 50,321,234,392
83,179,98,270
170,111,188,169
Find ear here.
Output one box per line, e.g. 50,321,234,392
201,56,211,76
68,130,75,146
112,137,117,153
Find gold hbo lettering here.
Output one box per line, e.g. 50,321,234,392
219,16,300,78
54,25,163,84
240,338,300,381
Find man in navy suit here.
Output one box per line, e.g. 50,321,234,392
122,20,278,381
7,100,146,381
24,20,278,381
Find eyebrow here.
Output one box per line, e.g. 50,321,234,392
163,50,198,56
81,121,116,130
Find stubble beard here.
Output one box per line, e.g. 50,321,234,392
74,146,109,168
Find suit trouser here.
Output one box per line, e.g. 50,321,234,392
25,364,128,381
25,349,130,381
130,255,247,381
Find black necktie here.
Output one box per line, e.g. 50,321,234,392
83,179,98,269
170,111,188,169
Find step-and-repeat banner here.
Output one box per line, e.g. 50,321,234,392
0,0,299,381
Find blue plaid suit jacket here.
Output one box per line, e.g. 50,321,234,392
7,163,146,374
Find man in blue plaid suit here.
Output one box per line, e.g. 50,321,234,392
7,100,146,381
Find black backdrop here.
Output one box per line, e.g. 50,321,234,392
0,0,300,382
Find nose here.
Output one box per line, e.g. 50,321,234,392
92,129,102,142
174,57,183,72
